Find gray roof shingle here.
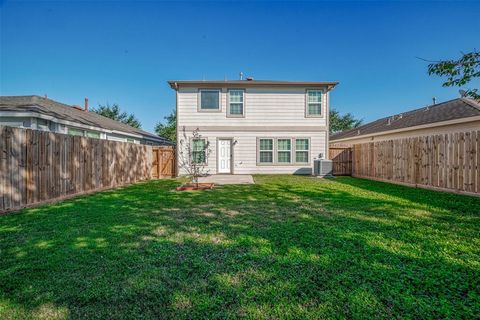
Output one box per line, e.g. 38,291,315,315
0,95,171,144
330,98,480,141
168,79,339,89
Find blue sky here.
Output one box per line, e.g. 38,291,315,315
1,1,479,132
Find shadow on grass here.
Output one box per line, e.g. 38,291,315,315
0,176,479,319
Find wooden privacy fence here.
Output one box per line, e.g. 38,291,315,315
0,126,153,213
329,146,352,176
151,146,176,178
352,130,480,196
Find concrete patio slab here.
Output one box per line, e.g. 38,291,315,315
197,175,255,185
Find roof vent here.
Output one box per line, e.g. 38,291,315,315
432,97,436,105
72,105,83,111
239,72,244,80
357,129,361,135
246,77,254,81
391,113,403,121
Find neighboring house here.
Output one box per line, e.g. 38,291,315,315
0,95,171,145
169,79,338,175
330,98,480,145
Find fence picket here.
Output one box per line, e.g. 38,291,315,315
349,130,479,196
0,126,160,213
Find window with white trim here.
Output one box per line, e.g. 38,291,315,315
192,139,207,164
277,139,292,163
306,90,322,116
257,137,311,166
68,128,84,137
259,138,273,163
1,121,24,128
86,131,101,139
295,139,309,163
199,90,220,110
228,89,244,116
37,118,51,131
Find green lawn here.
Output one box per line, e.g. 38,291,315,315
1,176,479,319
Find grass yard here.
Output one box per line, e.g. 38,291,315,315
1,175,479,319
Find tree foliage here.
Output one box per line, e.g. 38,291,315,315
329,108,362,134
427,50,480,100
154,111,176,143
178,127,212,185
92,103,142,129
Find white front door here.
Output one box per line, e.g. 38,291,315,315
218,139,232,174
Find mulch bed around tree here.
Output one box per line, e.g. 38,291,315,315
176,182,214,191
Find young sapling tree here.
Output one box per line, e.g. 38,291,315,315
178,127,212,187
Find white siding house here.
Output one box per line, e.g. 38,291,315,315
0,95,171,145
169,79,338,175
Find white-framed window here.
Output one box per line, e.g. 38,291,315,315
259,138,273,163
86,131,101,139
306,90,322,116
257,137,311,166
37,118,50,131
228,89,244,116
68,128,84,137
192,138,207,164
295,138,309,163
126,138,140,144
0,121,24,128
199,90,221,111
277,138,292,163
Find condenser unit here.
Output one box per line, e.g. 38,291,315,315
313,159,333,177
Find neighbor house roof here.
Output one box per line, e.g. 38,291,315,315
330,98,480,141
168,79,339,90
0,95,171,144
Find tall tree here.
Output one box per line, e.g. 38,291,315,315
154,111,176,143
329,108,362,134
92,103,142,129
427,50,480,100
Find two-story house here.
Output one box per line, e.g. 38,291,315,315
169,79,338,175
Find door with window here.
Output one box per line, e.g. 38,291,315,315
218,139,232,174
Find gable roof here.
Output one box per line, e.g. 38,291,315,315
330,98,480,141
0,95,171,144
168,79,339,90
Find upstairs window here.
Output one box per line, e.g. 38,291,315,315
259,138,273,163
277,139,292,163
199,90,220,111
306,90,322,116
228,89,245,116
192,138,207,164
295,138,309,163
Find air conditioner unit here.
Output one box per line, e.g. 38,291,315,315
313,159,333,177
